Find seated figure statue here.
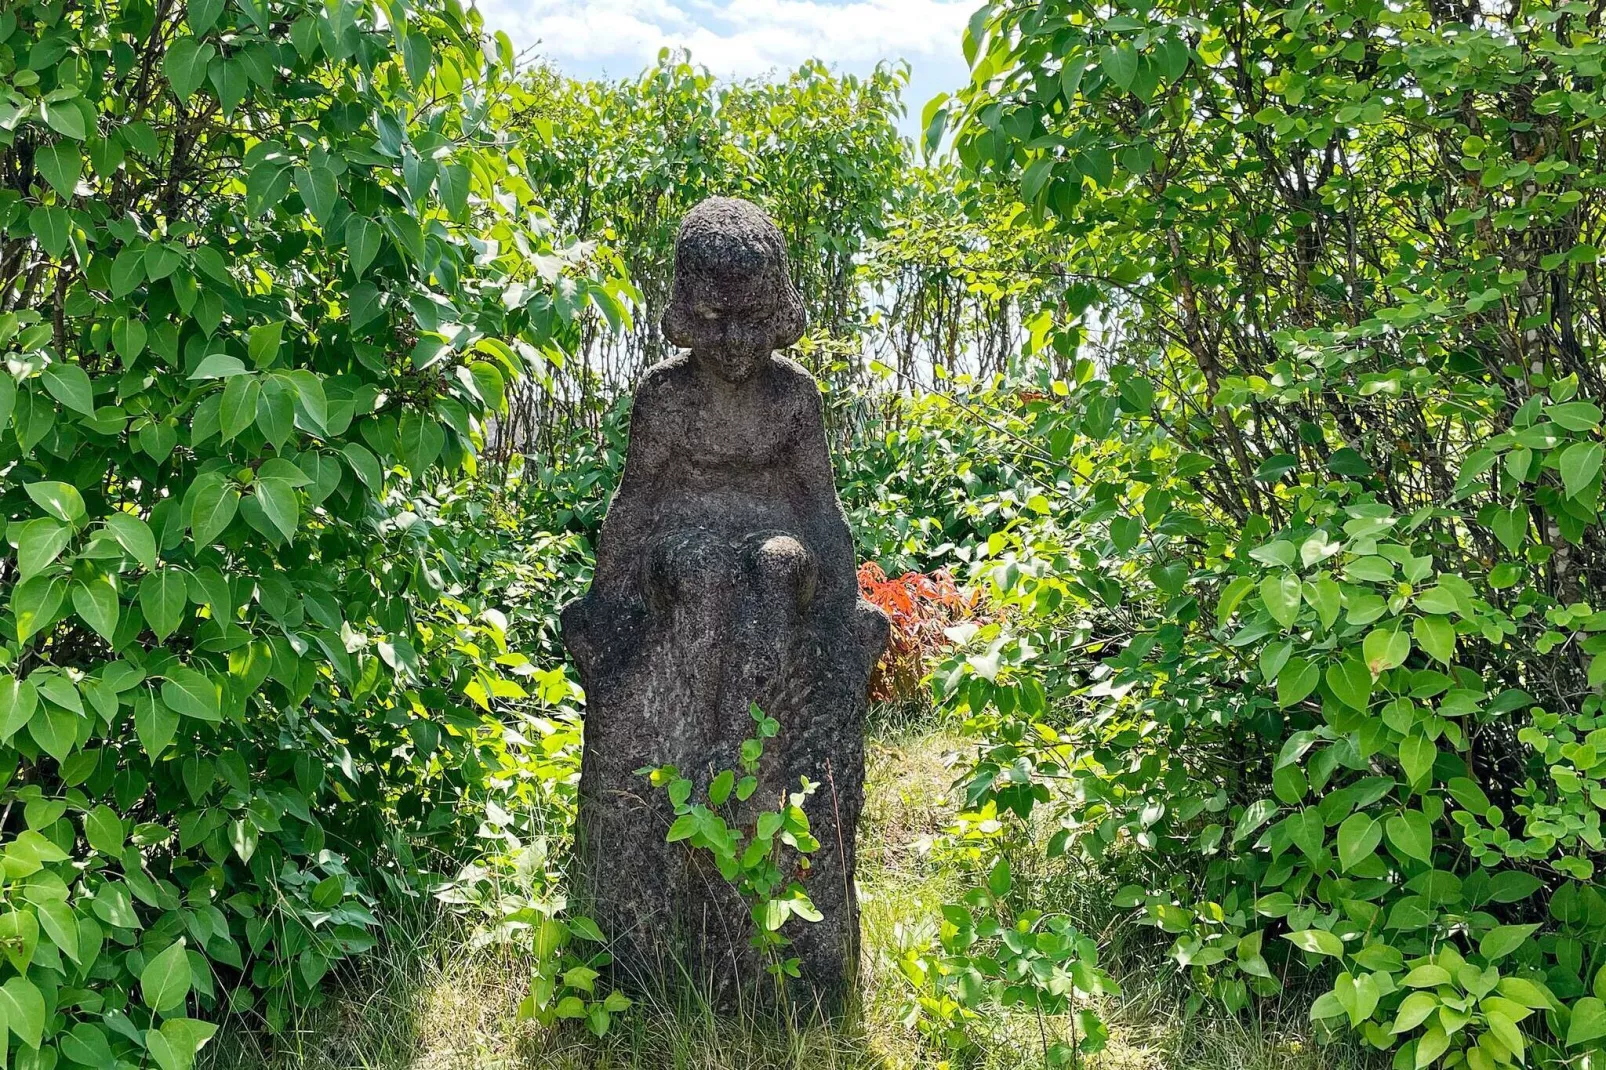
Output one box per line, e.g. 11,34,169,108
561,196,889,1011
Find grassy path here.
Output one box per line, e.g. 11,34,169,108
206,722,1381,1070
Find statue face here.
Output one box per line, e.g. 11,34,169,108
673,272,779,384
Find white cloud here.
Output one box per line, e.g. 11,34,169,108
473,0,973,80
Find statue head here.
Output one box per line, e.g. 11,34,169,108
662,197,807,383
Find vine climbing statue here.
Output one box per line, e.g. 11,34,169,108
561,196,890,1011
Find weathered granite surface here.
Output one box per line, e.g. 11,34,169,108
561,197,889,1011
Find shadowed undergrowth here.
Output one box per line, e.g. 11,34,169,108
203,717,1384,1070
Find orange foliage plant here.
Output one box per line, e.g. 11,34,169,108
857,563,984,704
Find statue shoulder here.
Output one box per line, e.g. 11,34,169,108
637,352,695,398
767,355,824,405
630,354,697,420
765,356,826,445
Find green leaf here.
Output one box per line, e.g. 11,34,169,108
145,243,185,280
288,370,328,435
139,420,179,463
1363,627,1410,674
71,573,119,642
1233,798,1277,845
567,916,606,943
787,890,823,923
1261,572,1301,629
140,938,192,1012
1415,1025,1450,1067
760,897,791,931
0,975,45,1049
249,321,285,368
209,55,249,114
14,518,72,579
1384,810,1433,862
229,818,258,864
219,374,261,441
1284,929,1344,957
35,142,83,197
138,568,188,641
403,32,434,86
35,672,82,716
1110,514,1141,552
1300,531,1341,567
295,166,340,224
1412,616,1455,665
13,573,66,642
84,805,125,855
1560,440,1603,498
1326,655,1373,711
161,666,220,722
1402,964,1452,988
189,353,247,380
1497,978,1552,1011
42,96,87,139
253,479,299,541
0,676,38,741
1568,996,1606,1047
104,513,157,571
343,442,383,490
244,162,289,216
189,474,240,547
26,479,86,523
112,316,149,361
1277,656,1319,708
1217,575,1254,624
164,36,215,99
1399,734,1437,787
134,690,179,758
37,898,80,963
346,216,382,277
29,205,71,257
1490,505,1528,553
397,411,445,475
708,769,735,807
188,0,225,34
1391,991,1439,1033
350,282,384,328
0,910,38,973
1101,42,1138,89
63,1022,114,1067
1547,401,1602,431
1479,923,1540,961
40,362,94,415
1337,812,1380,872
1486,1009,1524,1064
111,246,147,297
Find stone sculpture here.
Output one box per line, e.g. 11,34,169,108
561,196,889,1011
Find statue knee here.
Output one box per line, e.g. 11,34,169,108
857,601,891,662
742,532,817,610
644,529,736,613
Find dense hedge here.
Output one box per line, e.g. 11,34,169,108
0,0,617,1062
890,2,1606,1068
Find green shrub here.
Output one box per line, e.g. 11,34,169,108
899,2,1606,1066
0,0,618,1061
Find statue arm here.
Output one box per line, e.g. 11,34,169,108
587,375,671,603
787,379,890,676
789,380,859,603
562,375,671,676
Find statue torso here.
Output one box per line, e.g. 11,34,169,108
645,357,813,540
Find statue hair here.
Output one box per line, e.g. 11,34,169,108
661,196,807,352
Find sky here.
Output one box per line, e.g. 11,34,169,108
471,0,978,139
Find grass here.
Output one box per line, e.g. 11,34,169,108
203,712,1385,1070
